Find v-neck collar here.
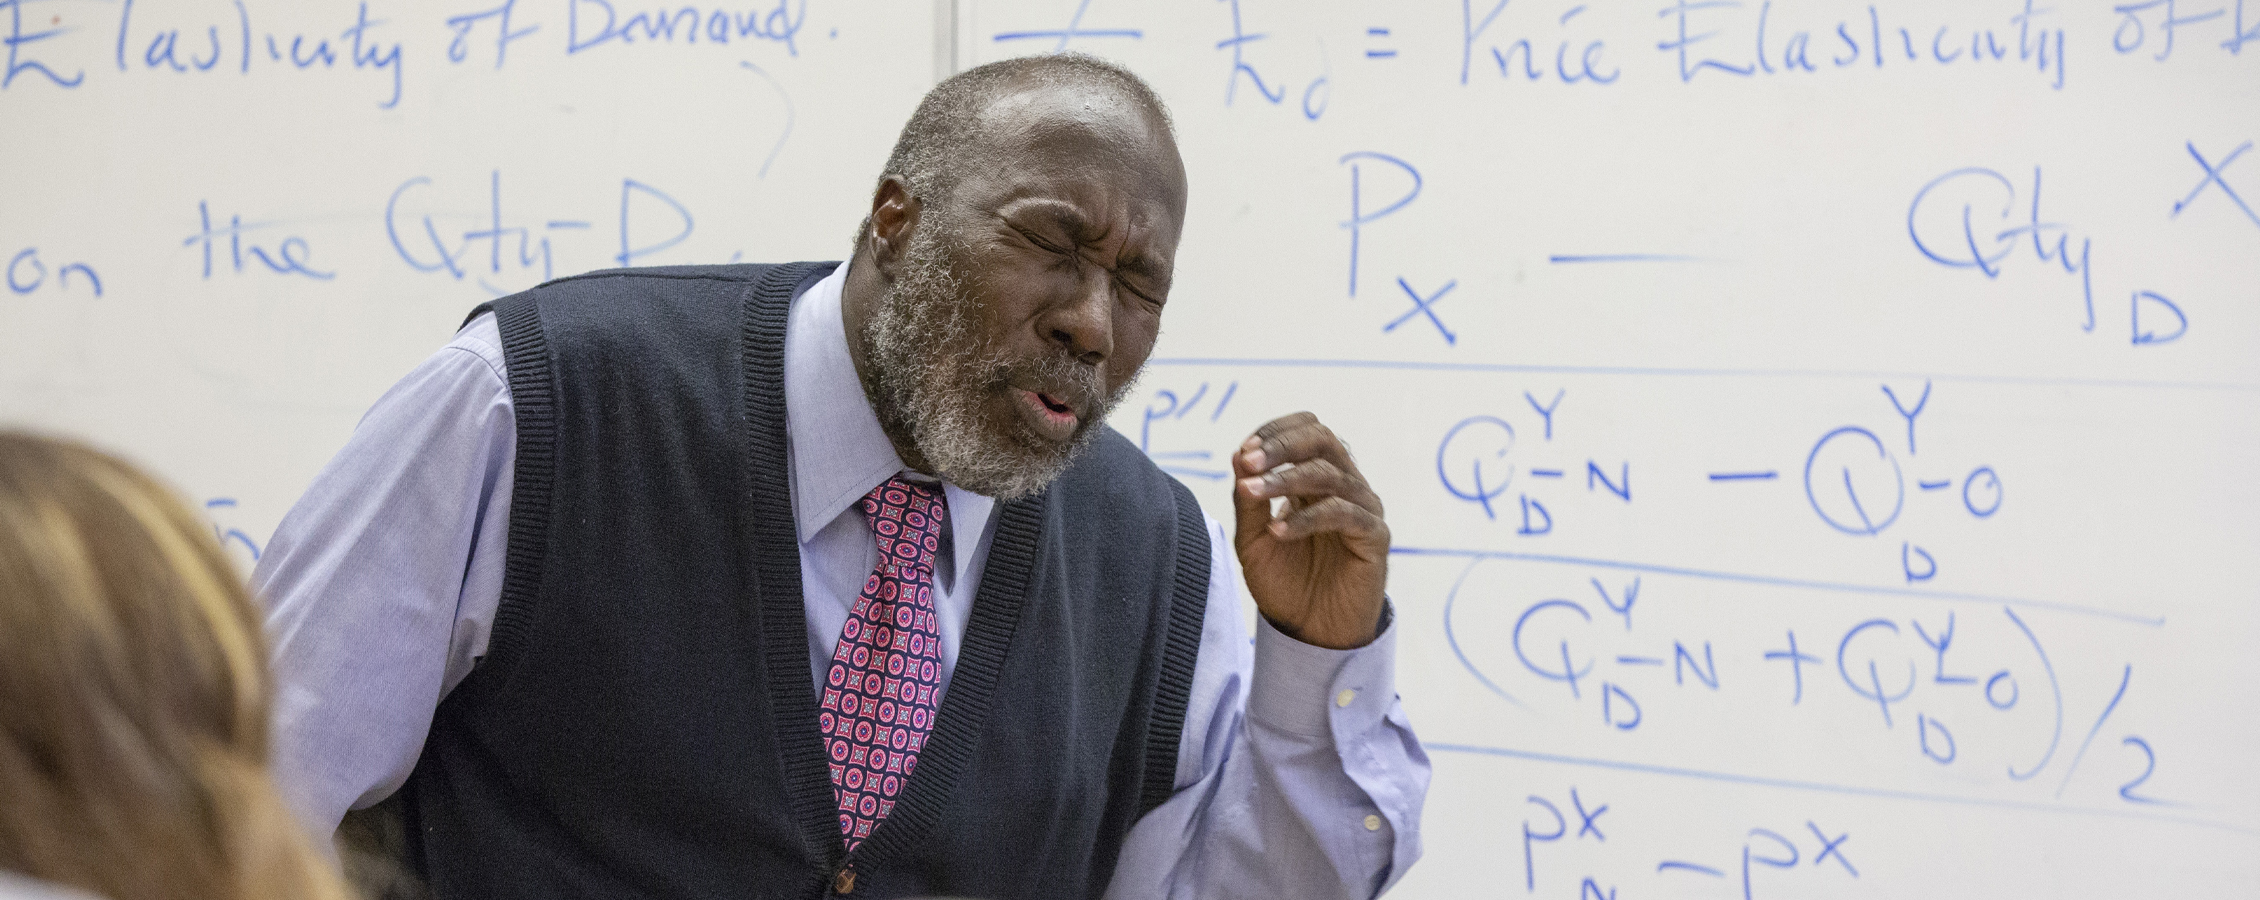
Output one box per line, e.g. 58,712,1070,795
781,259,995,585
747,262,1046,873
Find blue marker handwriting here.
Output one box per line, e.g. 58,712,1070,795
567,0,805,57
1436,398,1632,536
1706,384,2003,580
2112,0,2260,61
993,0,1141,54
2173,140,2260,232
107,0,404,108
1658,0,2067,89
1339,151,1420,299
1385,277,1459,345
1520,787,1613,892
1522,783,1860,900
2,0,83,88
182,201,336,281
1908,165,2191,346
5,246,101,297
1461,0,1622,86
1215,0,1329,120
1138,380,1241,481
1657,820,1859,899
204,498,263,563
1442,555,2172,807
385,170,693,296
446,0,539,68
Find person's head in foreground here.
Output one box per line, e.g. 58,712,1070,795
0,432,350,900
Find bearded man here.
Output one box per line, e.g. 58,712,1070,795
255,54,1428,900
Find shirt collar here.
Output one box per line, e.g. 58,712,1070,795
783,260,997,570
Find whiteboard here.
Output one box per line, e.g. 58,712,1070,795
7,0,2260,897
959,0,2256,897
0,0,943,569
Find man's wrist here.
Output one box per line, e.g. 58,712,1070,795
1246,608,1398,738
1261,596,1392,650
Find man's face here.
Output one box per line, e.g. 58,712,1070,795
860,84,1188,500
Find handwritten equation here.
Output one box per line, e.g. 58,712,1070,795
1447,564,2166,794
1518,785,1862,900
2,0,813,106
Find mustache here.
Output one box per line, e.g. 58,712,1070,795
989,349,1107,417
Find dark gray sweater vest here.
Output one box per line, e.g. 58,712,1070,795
398,262,1210,900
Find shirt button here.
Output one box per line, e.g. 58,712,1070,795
833,868,856,894
1335,688,1357,708
1364,814,1383,832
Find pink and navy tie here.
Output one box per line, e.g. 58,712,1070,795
820,476,948,852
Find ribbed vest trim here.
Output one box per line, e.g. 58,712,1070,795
850,493,1031,867
734,263,852,885
486,298,555,664
1142,477,1210,818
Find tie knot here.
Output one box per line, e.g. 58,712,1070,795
859,476,947,576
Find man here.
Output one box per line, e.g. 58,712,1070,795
256,54,1428,899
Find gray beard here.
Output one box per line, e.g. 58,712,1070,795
858,218,1136,501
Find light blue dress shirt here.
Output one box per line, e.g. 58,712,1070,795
0,872,101,900
254,261,1429,899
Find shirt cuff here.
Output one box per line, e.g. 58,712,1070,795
1247,602,1400,741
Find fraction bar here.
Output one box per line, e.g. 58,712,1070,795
1549,254,1703,263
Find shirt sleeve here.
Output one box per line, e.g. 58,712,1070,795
1103,514,1431,900
254,315,513,840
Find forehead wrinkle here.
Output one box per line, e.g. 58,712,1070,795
985,160,1174,245
988,123,1175,194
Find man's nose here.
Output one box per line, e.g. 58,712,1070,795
1040,264,1115,366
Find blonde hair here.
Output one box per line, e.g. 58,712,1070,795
0,431,352,900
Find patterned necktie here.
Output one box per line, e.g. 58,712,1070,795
820,476,948,852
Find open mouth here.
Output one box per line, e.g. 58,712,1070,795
1013,387,1080,442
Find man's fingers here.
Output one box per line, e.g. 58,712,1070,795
1231,454,1280,548
1243,412,1356,474
1237,458,1383,518
1235,412,1388,549
1265,496,1390,546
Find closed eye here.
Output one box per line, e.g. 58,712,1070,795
1115,272,1164,308
1016,228,1074,257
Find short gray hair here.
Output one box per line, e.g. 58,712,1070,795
855,53,1173,245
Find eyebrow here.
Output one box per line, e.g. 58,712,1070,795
1113,250,1168,284
1009,202,1095,242
1007,201,1170,279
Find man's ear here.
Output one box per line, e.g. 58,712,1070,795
868,176,921,279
